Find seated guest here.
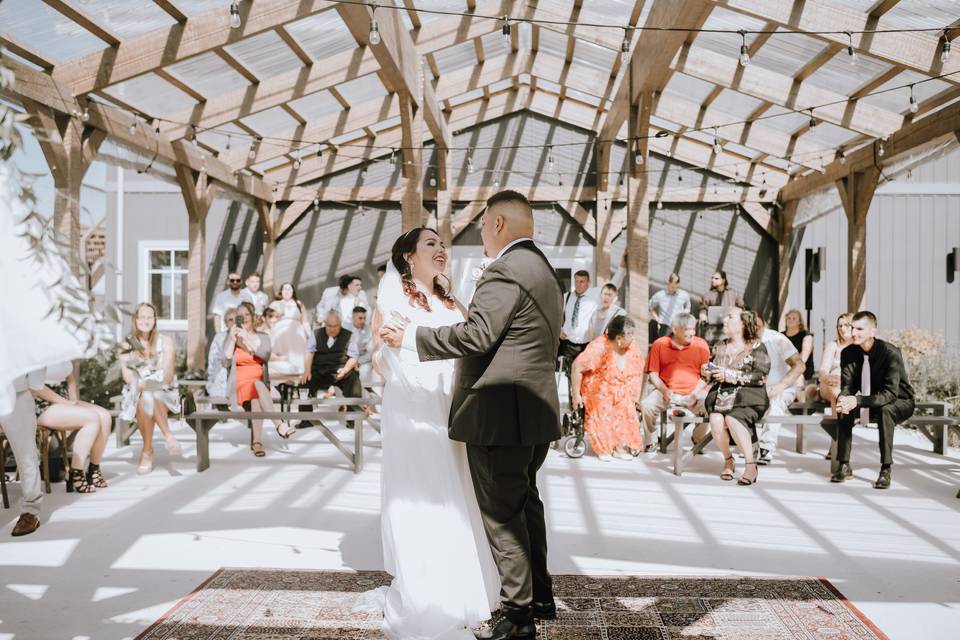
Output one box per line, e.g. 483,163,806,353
571,316,646,461
816,313,854,413
119,303,182,474
585,283,626,342
783,309,814,401
1,370,45,536
649,273,691,338
756,315,805,465
211,272,245,332
32,360,113,493
270,282,309,329
223,302,296,457
832,311,915,489
559,270,601,368
703,308,770,485
640,313,711,447
206,306,237,398
317,274,369,330
268,302,310,381
304,310,363,402
259,306,279,332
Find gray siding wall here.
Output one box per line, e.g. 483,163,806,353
787,146,960,356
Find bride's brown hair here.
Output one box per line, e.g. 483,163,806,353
391,227,456,312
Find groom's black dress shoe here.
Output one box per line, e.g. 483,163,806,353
474,614,535,640
532,600,557,620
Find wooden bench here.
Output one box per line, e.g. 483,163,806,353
0,428,9,508
187,395,369,473
904,402,955,455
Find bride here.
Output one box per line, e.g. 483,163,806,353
368,227,500,639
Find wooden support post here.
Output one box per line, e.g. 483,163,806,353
595,140,614,281
255,200,278,296
835,167,880,312
436,189,453,247
400,93,424,232
176,165,219,370
776,200,798,324
625,90,653,345
22,98,104,275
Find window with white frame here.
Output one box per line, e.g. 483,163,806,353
139,243,188,329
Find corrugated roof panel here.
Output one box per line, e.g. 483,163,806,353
663,73,717,104
102,72,198,115
0,0,108,62
174,0,231,17
435,39,478,74
370,116,401,133
537,27,569,59
750,29,830,77
480,29,511,60
448,88,484,107
758,106,809,134
709,90,763,117
241,106,301,136
196,122,248,153
574,39,617,72
536,78,562,93
801,121,861,151
883,1,958,30
224,30,305,80
165,52,252,99
335,73,388,105
566,87,602,107
860,69,950,113
74,0,175,38
285,9,358,60
413,0,463,25
805,51,893,96
288,90,345,121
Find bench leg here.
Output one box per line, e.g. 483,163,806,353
795,424,806,454
195,420,210,472
659,411,668,454
354,417,364,473
0,438,9,509
673,419,683,476
934,424,946,455
40,432,51,494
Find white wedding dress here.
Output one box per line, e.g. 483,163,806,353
366,265,500,640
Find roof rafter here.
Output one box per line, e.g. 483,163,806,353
41,0,122,47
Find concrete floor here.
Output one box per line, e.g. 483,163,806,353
0,418,957,640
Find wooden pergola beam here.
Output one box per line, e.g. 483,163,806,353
154,0,188,23
51,0,336,94
0,35,56,71
41,0,122,47
705,0,960,85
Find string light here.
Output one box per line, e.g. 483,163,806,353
547,145,555,171
292,149,301,170
787,159,795,174
738,30,750,67
758,172,768,198
359,167,367,180
493,173,501,187
369,5,381,45
466,154,475,174
247,136,260,161
128,116,137,136
838,147,846,164
229,1,242,29
942,31,952,64
845,31,857,64
908,84,919,113
190,124,198,147
389,148,396,167
656,199,663,210
225,134,231,151
634,148,644,166
878,139,885,156
712,127,722,155
808,109,817,131
501,15,511,44
313,196,320,210
428,173,437,187
316,147,323,160
620,29,630,64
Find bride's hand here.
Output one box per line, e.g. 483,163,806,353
380,324,405,348
390,311,410,328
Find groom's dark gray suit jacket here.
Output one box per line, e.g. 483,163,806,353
414,240,564,446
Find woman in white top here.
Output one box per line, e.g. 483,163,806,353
816,312,854,413
206,306,238,398
32,360,113,493
119,303,181,474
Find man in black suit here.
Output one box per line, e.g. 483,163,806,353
382,190,563,640
833,310,915,489
301,310,362,428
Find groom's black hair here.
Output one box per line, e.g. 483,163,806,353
486,189,532,213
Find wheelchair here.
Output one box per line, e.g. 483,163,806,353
555,355,587,458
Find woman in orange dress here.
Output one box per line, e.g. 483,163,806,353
224,302,296,457
571,315,646,461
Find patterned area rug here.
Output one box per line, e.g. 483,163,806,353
136,569,888,640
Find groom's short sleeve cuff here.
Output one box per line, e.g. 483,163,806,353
401,324,420,353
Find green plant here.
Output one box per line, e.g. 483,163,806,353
77,350,125,409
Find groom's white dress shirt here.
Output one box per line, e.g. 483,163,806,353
401,237,535,353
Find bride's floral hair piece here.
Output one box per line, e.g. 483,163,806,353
391,227,456,312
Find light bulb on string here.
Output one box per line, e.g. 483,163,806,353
547,145,555,171
128,116,137,136
845,31,856,64
225,134,231,151
878,139,885,156
368,6,381,45
787,159,795,174
359,167,367,181
190,124,198,148
316,147,323,160
466,154,475,174
248,138,258,161
429,174,437,187
620,29,630,64
758,173,768,198
712,127,722,155
154,122,160,135
80,108,89,121
501,16,511,45
738,30,750,67
313,197,320,210
493,173,501,188
634,148,644,166
656,199,663,210
838,148,846,164
229,1,242,29
292,149,301,170
941,31,951,64
909,84,918,113
389,148,396,167
808,109,817,131
558,174,564,187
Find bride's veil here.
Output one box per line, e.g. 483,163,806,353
371,258,407,382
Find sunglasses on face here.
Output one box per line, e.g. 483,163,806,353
228,279,241,283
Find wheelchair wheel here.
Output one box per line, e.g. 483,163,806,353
563,435,586,458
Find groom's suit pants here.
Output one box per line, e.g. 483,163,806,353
466,443,552,626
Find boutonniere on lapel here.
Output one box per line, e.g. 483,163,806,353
470,260,492,283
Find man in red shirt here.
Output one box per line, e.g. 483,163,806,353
639,313,711,447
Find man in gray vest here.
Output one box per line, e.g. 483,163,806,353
382,190,563,640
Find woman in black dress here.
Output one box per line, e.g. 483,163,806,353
703,308,770,485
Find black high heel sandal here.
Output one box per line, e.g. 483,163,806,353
275,421,295,439
68,468,95,493
720,456,735,481
738,461,759,485
86,464,108,488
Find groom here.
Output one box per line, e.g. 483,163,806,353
382,190,563,639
